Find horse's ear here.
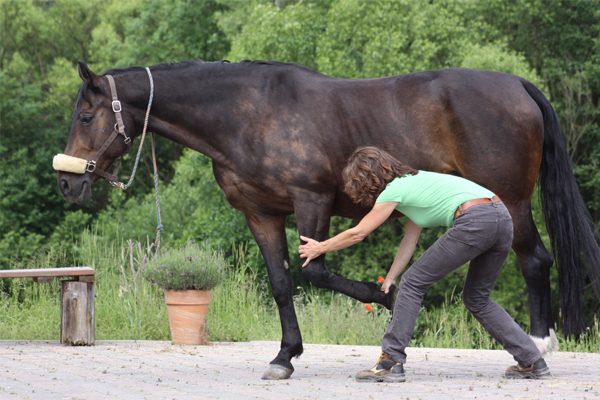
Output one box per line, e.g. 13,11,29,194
78,61,102,89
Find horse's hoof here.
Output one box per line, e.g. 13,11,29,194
385,285,400,312
261,364,294,380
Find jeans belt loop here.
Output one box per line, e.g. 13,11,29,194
455,195,501,219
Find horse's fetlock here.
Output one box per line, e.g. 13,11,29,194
292,344,304,359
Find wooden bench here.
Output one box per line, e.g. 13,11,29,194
0,267,95,345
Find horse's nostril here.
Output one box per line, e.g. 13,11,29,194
60,178,69,193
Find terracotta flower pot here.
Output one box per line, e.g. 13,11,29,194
164,289,211,345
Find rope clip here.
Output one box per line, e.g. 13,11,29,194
110,181,125,190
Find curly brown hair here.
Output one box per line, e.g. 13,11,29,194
342,147,418,208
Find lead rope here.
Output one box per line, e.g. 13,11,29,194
151,132,163,249
111,67,163,250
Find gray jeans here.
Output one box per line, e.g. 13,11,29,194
382,200,542,366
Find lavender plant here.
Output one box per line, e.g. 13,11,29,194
145,242,226,290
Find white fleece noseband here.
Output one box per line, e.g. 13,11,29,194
53,154,88,174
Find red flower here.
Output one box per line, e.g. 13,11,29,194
364,303,373,312
378,276,385,283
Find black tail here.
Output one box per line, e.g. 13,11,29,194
521,78,600,335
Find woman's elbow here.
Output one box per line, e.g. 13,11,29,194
350,231,367,244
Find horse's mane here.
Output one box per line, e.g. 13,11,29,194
102,60,222,76
237,59,320,74
102,59,321,76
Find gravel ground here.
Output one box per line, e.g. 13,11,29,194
0,340,598,400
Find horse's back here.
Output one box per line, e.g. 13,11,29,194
305,68,546,215
217,64,546,216
399,68,544,201
367,68,543,199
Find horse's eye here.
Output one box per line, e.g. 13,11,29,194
81,115,93,126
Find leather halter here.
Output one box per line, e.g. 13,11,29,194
84,75,134,183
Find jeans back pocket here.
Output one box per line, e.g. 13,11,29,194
468,219,498,249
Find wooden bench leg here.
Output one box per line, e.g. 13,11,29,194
60,280,95,345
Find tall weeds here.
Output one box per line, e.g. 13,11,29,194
208,244,281,341
1,234,598,354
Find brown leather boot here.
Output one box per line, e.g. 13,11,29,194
504,358,551,379
355,351,406,383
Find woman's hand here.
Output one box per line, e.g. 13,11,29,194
380,277,396,294
299,236,322,267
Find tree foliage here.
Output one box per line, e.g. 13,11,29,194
1,0,598,326
0,0,230,269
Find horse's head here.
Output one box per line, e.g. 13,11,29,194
56,62,136,204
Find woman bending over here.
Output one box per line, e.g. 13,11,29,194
298,146,550,382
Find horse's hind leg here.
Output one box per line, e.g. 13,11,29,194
509,202,558,355
245,212,302,380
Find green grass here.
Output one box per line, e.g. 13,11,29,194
1,234,599,354
207,245,391,344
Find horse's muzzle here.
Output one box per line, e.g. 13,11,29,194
58,173,91,204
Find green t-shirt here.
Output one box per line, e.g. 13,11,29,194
375,171,496,228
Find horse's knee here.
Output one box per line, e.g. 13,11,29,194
302,262,332,289
267,273,294,306
270,285,291,306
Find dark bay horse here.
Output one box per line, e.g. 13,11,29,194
57,60,600,379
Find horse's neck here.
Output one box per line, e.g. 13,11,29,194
129,67,247,167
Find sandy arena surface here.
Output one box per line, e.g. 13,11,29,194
0,340,598,400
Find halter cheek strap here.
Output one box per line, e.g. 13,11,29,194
83,75,132,182
107,75,131,147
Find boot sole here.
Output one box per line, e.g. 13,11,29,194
383,374,407,383
355,374,406,383
504,367,551,380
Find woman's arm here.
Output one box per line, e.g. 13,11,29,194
299,201,398,267
381,218,422,293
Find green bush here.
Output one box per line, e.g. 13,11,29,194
145,242,226,290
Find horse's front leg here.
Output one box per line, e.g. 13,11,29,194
294,194,397,309
244,212,302,380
